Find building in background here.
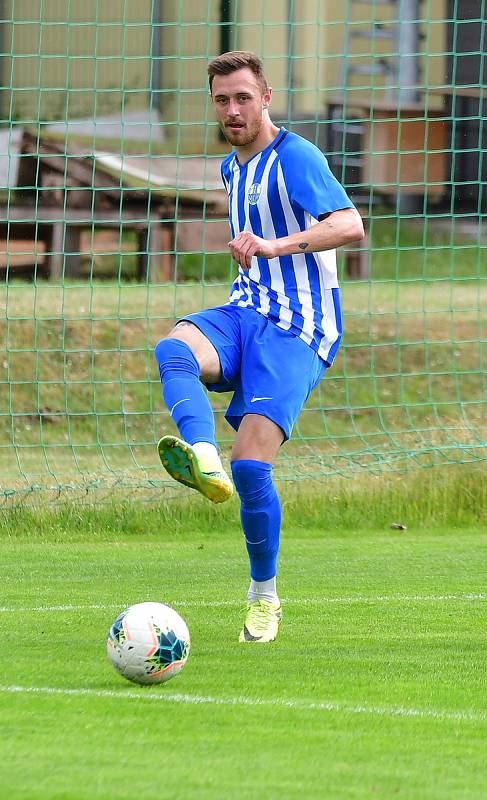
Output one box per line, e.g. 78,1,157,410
0,2,485,213
1,0,447,148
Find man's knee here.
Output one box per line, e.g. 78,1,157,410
156,322,220,383
154,338,200,380
231,459,275,506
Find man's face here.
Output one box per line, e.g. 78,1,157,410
211,67,271,147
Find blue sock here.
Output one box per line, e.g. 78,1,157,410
231,459,281,582
154,338,216,446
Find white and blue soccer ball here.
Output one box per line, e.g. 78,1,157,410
107,601,190,685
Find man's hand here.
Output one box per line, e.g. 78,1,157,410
228,231,277,270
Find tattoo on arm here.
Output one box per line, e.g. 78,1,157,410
298,242,309,250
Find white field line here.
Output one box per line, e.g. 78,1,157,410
0,684,485,724
0,594,486,614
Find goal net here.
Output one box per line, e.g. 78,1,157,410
0,1,485,500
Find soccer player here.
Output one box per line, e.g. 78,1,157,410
154,51,364,643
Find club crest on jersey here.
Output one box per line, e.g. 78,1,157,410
248,183,261,205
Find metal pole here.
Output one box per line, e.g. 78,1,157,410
220,0,233,53
0,1,4,121
287,0,295,121
397,0,420,105
150,0,161,113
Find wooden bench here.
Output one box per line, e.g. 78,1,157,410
0,203,369,283
0,239,46,272
0,205,172,282
172,204,370,280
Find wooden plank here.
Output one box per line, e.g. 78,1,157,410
49,222,64,281
0,206,162,225
0,129,24,190
0,239,45,268
22,134,123,197
175,217,229,254
362,113,448,196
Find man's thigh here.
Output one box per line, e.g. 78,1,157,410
168,320,222,383
180,306,244,388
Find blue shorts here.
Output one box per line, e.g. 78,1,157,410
182,305,327,440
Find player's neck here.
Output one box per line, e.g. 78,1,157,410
235,120,281,165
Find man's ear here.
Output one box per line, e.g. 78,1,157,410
262,87,272,108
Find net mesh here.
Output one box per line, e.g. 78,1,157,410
0,1,485,500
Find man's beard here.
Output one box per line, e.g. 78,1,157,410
222,118,261,147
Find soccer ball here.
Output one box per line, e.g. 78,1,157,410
107,601,190,685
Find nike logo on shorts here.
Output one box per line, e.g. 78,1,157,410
250,396,273,403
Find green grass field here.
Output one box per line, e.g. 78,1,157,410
1,276,486,496
1,214,486,796
1,488,487,800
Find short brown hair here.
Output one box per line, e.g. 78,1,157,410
207,50,268,93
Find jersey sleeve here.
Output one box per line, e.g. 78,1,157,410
282,138,355,220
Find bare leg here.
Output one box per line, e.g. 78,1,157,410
168,321,221,384
231,413,284,463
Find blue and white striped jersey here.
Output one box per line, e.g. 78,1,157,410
220,127,354,364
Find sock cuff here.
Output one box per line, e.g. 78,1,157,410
230,459,272,473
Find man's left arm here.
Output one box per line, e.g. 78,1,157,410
229,208,365,271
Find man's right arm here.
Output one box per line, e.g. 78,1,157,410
228,208,364,270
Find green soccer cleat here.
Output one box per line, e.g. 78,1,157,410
239,598,282,643
157,435,233,504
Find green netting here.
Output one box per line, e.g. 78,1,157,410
0,1,485,500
